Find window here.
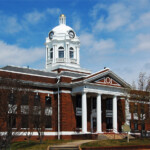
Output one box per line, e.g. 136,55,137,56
93,117,97,129
34,95,40,106
134,122,138,130
58,46,64,58
129,103,132,113
130,121,132,129
106,117,112,129
76,116,82,128
45,116,52,128
45,96,51,106
21,94,29,105
76,95,81,108
69,47,74,58
92,97,96,109
134,104,138,113
50,48,53,59
8,93,16,105
141,104,145,114
59,51,64,58
21,115,28,128
106,99,112,110
142,123,145,130
8,114,16,128
33,115,40,128
70,51,74,58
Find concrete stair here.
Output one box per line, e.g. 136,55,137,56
98,133,134,140
104,133,125,139
98,133,127,140
49,146,79,150
97,134,109,140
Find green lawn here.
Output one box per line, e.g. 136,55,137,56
9,138,150,150
10,140,73,150
81,138,150,148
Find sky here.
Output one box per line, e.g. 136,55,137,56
0,0,150,85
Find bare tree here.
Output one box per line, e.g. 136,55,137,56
31,94,52,144
20,93,33,143
0,78,22,149
0,77,33,149
138,72,150,92
0,77,52,147
32,94,45,144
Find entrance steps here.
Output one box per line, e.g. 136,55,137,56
72,133,129,140
99,133,126,140
97,133,134,140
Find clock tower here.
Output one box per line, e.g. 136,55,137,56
45,14,90,73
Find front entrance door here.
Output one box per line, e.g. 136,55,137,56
91,117,97,132
106,117,112,131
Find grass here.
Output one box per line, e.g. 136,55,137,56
9,138,150,149
81,138,150,148
10,140,74,150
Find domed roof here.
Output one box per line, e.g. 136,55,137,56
52,24,74,34
49,14,75,36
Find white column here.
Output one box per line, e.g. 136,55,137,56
113,96,118,133
97,93,102,133
76,46,80,65
82,92,87,133
65,43,69,63
76,46,77,62
54,45,57,63
46,46,48,69
125,98,130,125
53,45,55,63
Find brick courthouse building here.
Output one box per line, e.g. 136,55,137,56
0,14,150,140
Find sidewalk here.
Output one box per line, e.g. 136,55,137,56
47,140,94,149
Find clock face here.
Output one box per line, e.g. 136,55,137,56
69,30,75,39
49,31,54,40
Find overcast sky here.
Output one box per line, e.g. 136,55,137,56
0,0,150,84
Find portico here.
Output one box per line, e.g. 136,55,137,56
79,92,119,133
72,70,130,134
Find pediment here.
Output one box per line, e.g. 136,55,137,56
93,76,122,87
83,69,131,88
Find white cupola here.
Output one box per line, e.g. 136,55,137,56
59,14,66,25
45,14,91,74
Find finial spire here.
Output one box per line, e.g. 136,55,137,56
59,14,66,25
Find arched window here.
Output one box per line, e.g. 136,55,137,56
50,48,53,59
69,47,74,58
58,46,64,58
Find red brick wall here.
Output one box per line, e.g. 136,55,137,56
38,92,58,132
129,101,150,132
60,93,76,131
60,76,72,83
117,99,125,132
0,70,57,84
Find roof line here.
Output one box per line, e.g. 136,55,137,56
0,69,57,79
